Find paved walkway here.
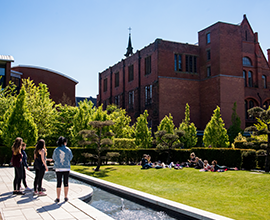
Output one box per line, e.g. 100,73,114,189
0,167,113,220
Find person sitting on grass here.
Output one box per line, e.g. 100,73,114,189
194,157,204,169
187,152,196,167
211,160,228,172
141,154,152,169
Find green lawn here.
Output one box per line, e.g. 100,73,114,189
71,165,270,220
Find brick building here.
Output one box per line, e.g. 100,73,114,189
97,15,270,131
0,57,78,105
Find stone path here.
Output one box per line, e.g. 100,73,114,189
0,167,113,220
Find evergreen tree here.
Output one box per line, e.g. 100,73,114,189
203,106,230,148
157,114,175,133
227,102,242,143
179,103,197,148
134,110,152,148
2,86,38,147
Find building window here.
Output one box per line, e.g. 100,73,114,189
0,65,6,88
207,50,211,61
245,31,248,41
262,75,267,89
103,78,108,92
207,66,211,77
206,33,211,44
245,99,257,119
115,72,119,88
243,57,252,66
248,71,253,87
263,100,270,110
128,90,134,108
128,65,134,82
243,71,247,87
145,56,151,75
174,54,182,71
115,95,120,107
185,55,197,73
145,85,152,105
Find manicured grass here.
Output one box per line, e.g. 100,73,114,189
71,165,270,220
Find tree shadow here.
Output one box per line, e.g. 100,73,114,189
73,166,117,178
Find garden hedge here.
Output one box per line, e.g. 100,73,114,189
0,146,260,170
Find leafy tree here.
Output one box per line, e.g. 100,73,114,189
50,104,78,146
70,100,96,146
2,86,38,147
203,106,230,148
245,106,270,172
79,120,115,171
107,104,134,138
179,103,197,148
154,129,185,163
227,102,242,143
23,78,55,140
134,110,152,148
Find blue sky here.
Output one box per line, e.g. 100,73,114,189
1,0,270,97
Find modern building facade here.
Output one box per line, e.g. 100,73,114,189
98,15,270,131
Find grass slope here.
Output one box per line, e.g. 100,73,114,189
71,165,270,220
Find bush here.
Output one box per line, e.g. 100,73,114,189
234,141,267,151
241,150,257,170
256,149,266,170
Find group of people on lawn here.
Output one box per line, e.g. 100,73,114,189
141,152,229,172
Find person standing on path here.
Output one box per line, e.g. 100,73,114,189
21,142,32,191
11,137,25,195
52,136,73,203
33,139,48,196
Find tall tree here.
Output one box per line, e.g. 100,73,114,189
23,78,55,140
157,114,175,133
179,103,197,148
245,106,270,172
134,110,152,148
2,86,38,147
227,102,242,143
203,106,230,148
107,104,134,138
70,100,95,146
79,120,115,171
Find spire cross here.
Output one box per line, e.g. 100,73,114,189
128,27,131,35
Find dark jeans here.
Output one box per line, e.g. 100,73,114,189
56,171,70,188
13,166,23,191
34,168,45,192
21,166,27,188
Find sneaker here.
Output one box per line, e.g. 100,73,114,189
33,191,38,195
64,198,68,202
17,191,26,195
24,187,32,191
54,198,60,203
13,191,18,195
38,191,47,196
41,187,46,192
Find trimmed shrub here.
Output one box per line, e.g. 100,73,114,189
256,149,266,170
241,149,257,170
113,138,136,149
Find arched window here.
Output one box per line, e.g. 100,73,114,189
243,57,252,66
248,71,253,87
245,99,258,120
262,75,267,88
243,70,247,87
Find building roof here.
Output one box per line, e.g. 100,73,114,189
0,55,14,62
12,65,79,84
11,70,23,78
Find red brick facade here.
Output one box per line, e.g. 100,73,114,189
11,66,78,105
97,15,270,131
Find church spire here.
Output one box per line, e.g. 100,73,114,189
124,27,133,57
